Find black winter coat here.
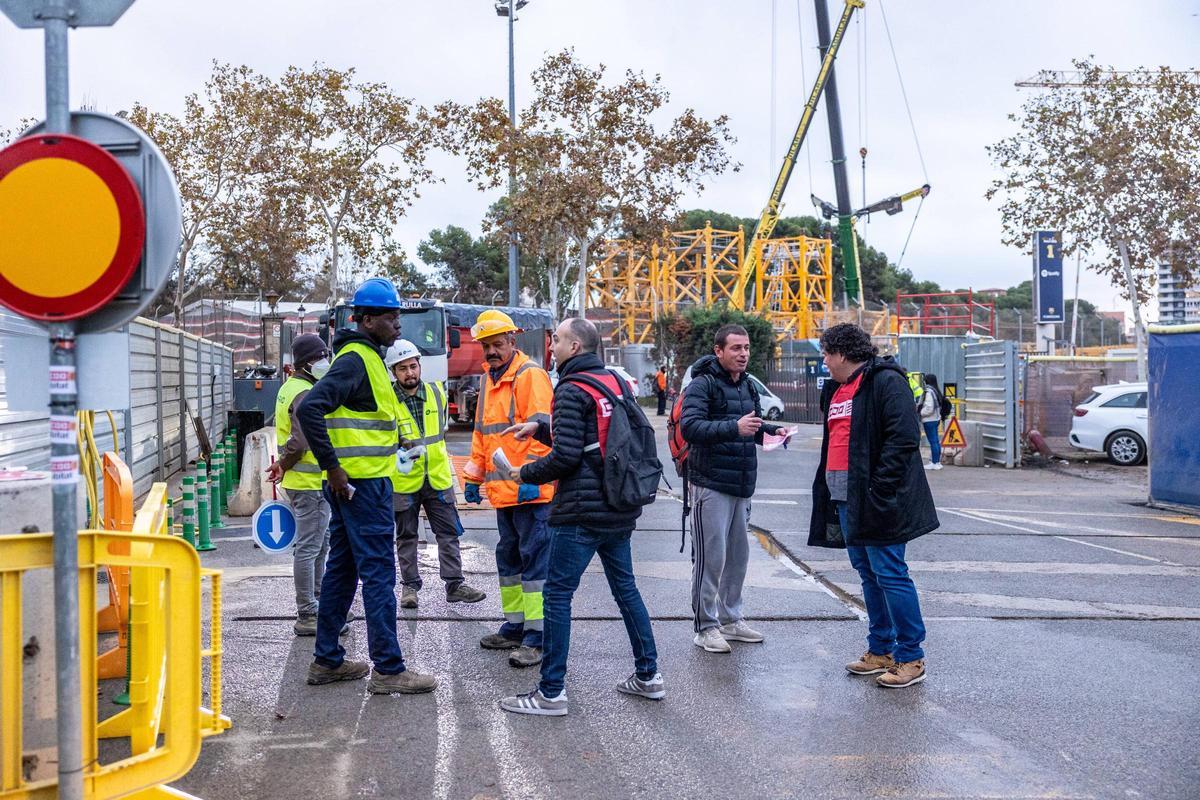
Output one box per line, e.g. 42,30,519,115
680,354,780,499
808,357,939,548
519,352,642,532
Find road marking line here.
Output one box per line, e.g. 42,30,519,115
941,509,1169,564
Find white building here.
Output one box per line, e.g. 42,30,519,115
1157,263,1200,325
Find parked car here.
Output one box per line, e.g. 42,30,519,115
1069,382,1149,465
680,361,785,421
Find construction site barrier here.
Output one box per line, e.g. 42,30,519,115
0,486,230,799
96,454,134,683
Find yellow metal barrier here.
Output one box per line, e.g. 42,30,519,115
1,483,229,799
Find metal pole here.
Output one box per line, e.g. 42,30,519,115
43,5,85,797
1070,249,1081,354
813,0,857,308
506,0,520,308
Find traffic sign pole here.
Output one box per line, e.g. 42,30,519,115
1,4,144,796
42,5,84,798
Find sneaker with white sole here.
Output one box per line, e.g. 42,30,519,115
932,463,943,470
719,621,765,643
693,628,732,653
876,659,926,688
616,672,665,700
500,689,568,716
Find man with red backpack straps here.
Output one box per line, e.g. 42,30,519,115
497,318,663,717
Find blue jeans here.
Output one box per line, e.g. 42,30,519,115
495,504,551,648
922,421,941,465
315,477,405,675
836,502,926,663
539,525,658,698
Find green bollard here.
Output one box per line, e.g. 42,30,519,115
167,498,174,534
196,462,215,552
213,450,227,516
223,442,235,502
181,476,196,547
209,456,223,530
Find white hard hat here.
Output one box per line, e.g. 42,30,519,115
385,339,421,368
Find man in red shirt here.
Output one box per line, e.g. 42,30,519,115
808,323,938,689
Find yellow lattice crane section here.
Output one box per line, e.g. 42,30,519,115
588,223,834,344
753,235,833,339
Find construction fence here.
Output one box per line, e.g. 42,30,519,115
0,312,234,499
1021,356,1138,451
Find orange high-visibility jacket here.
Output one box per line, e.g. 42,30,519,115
464,350,555,508
656,371,667,391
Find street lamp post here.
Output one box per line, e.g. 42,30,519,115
496,0,528,308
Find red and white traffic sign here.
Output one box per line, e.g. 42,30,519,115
0,133,146,321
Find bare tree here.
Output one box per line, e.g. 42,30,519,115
987,58,1200,379
443,49,737,317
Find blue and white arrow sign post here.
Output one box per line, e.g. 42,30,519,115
251,500,298,554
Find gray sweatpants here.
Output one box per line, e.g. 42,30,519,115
690,484,751,632
286,488,331,617
394,482,465,592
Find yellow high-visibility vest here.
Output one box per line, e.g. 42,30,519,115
391,381,453,494
325,341,399,479
275,375,324,491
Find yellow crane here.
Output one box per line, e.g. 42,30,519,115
737,0,863,304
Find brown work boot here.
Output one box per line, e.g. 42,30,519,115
508,645,543,668
306,658,369,685
480,633,522,650
876,659,926,688
367,669,438,695
293,615,318,636
846,651,895,676
400,587,419,609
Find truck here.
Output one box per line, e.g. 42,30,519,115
321,297,556,425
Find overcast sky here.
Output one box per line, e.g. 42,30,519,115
2,0,1197,316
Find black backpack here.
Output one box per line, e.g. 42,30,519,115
561,372,663,512
938,389,952,421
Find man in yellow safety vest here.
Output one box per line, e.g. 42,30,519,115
267,333,349,638
385,338,486,608
296,277,437,695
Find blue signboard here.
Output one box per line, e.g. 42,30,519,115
1033,230,1065,324
251,500,297,553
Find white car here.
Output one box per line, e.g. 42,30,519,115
680,362,785,421
1068,382,1149,466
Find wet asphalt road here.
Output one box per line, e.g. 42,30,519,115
126,416,1200,800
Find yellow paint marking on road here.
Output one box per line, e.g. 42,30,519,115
1153,515,1200,527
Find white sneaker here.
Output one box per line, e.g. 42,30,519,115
923,462,936,470
932,463,943,470
616,672,666,700
499,689,568,716
693,628,732,653
719,621,765,643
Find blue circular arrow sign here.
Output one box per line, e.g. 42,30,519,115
251,500,297,554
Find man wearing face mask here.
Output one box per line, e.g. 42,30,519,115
297,278,438,695
266,334,344,637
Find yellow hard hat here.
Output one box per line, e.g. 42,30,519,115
471,309,518,340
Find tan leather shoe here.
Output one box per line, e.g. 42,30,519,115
876,659,926,688
846,651,895,675
367,669,438,694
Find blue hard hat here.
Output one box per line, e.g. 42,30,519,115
351,277,401,310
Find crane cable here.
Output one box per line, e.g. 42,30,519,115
795,0,814,196
877,0,927,267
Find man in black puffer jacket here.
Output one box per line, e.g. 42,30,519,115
681,324,783,654
498,318,662,717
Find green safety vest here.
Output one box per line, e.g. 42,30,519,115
907,371,925,401
391,381,453,495
325,341,400,479
275,375,324,492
